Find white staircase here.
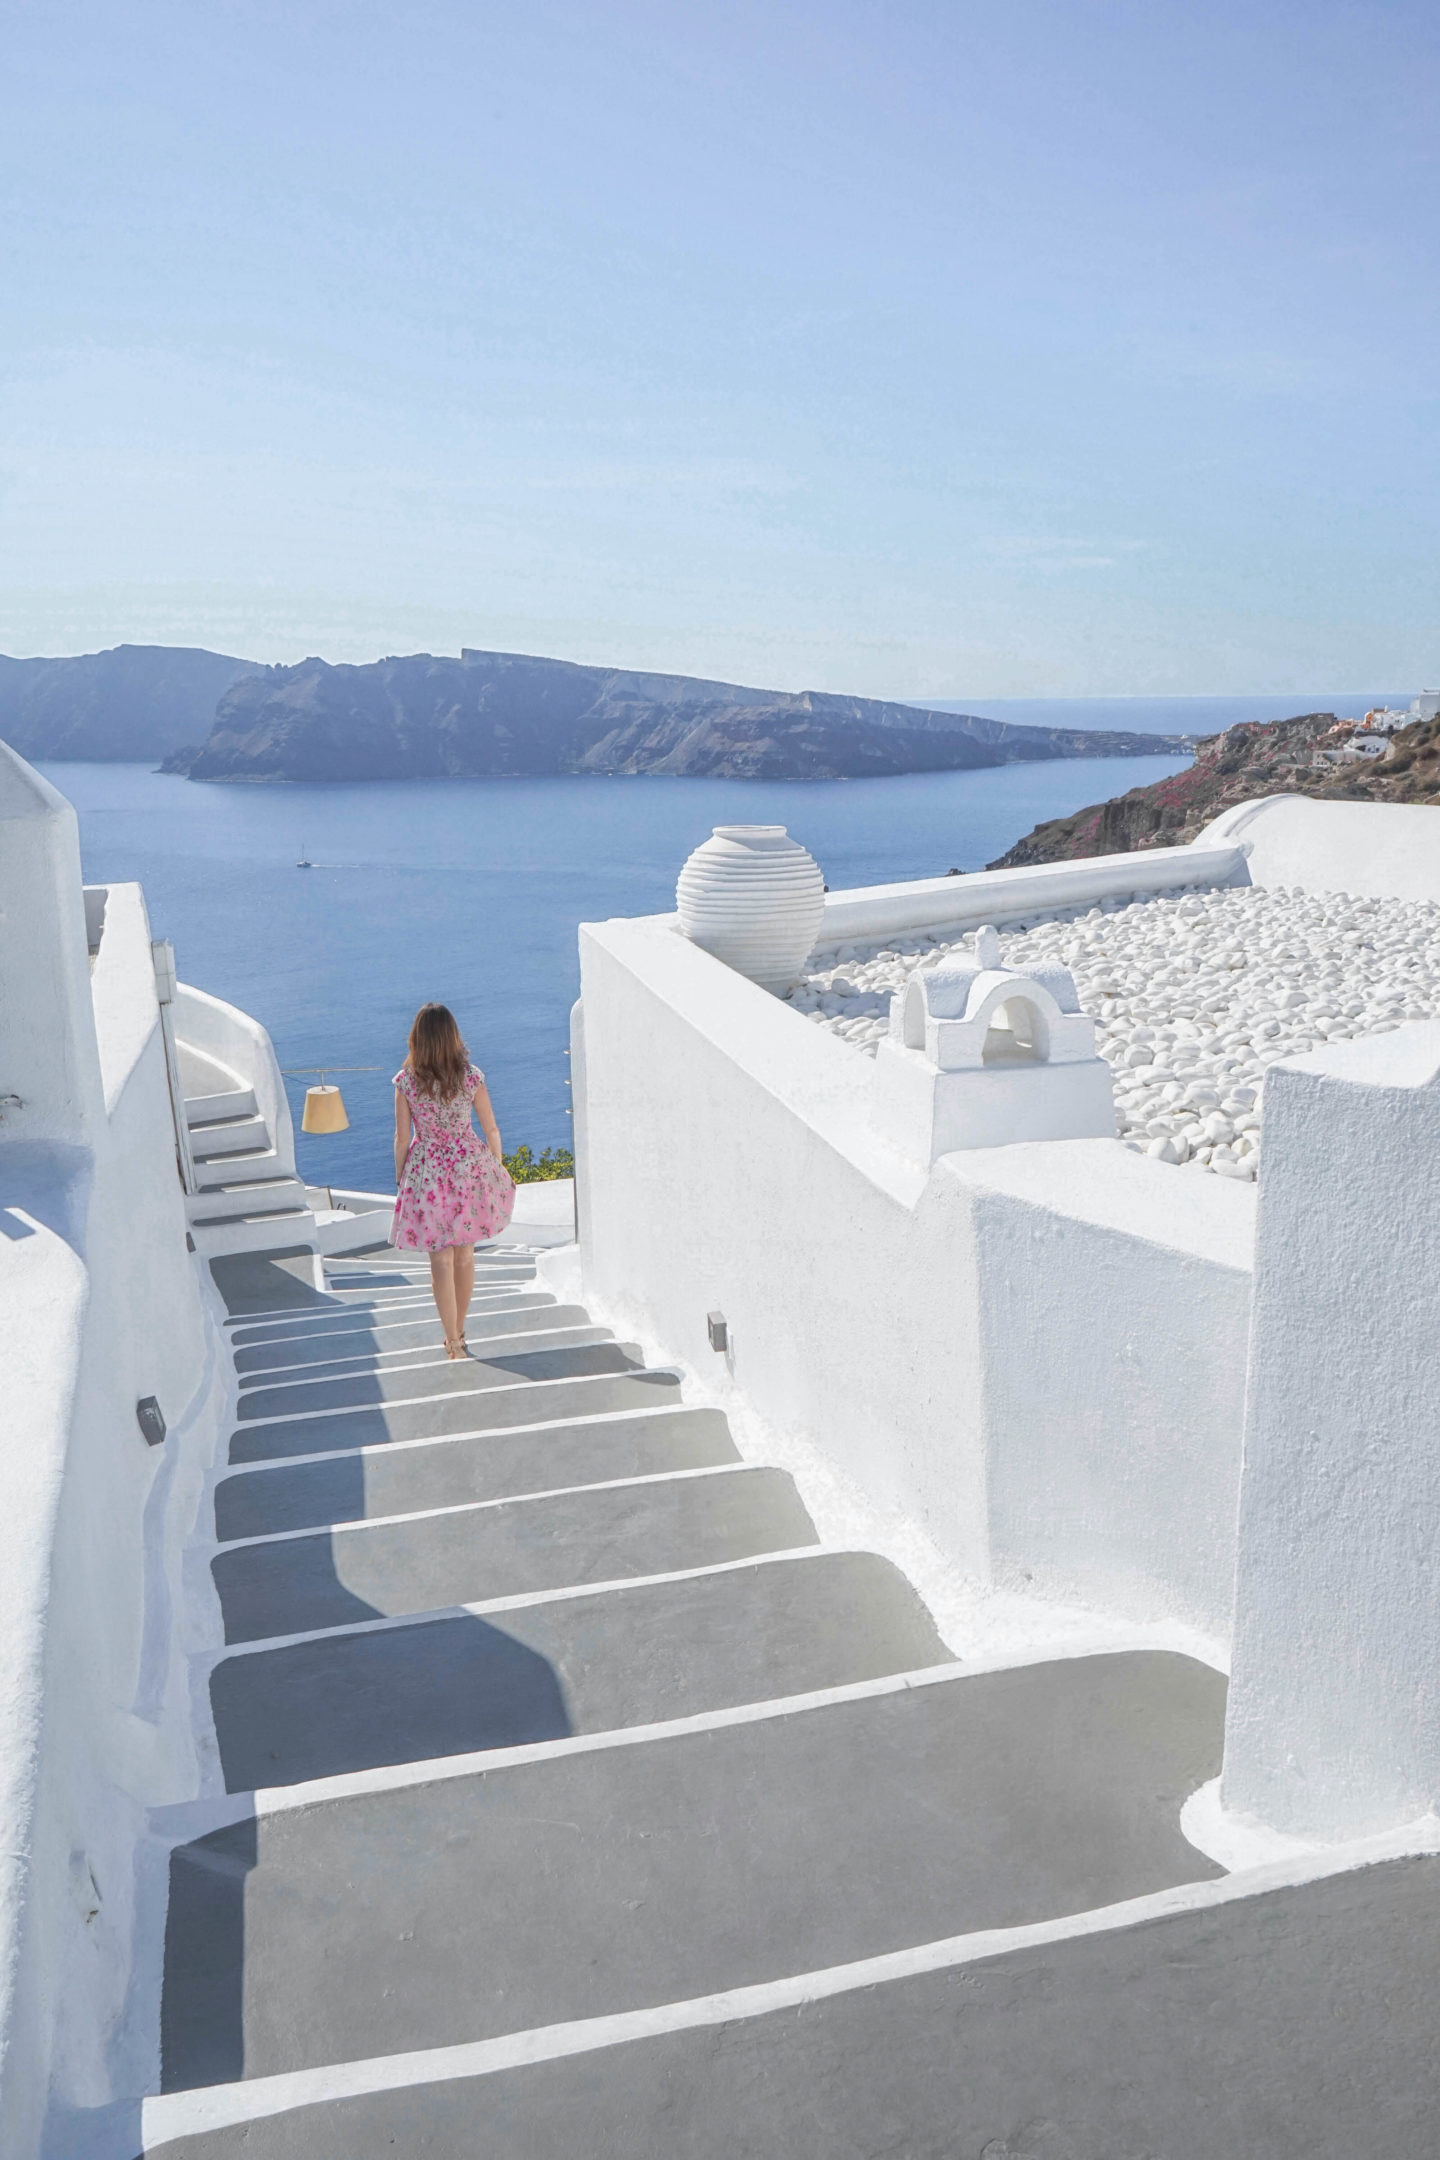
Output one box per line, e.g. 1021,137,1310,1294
176,1041,317,1260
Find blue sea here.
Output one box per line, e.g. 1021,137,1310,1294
40,691,1404,1191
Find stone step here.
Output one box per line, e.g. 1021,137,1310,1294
208,1549,948,1791
211,1464,815,1642
186,1086,258,1126
215,1405,736,1540
232,1304,594,1377
235,1322,610,1391
318,1269,536,1303
160,1653,1224,2094
324,1255,535,1286
191,1212,318,1263
231,1340,635,1425
226,1290,559,1352
145,1847,1424,2160
228,1367,685,1465
209,1249,326,1321
189,1113,273,1161
190,1177,308,1225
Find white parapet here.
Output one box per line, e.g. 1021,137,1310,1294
1221,1021,1440,1839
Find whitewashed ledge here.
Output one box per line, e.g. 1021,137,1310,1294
819,841,1248,942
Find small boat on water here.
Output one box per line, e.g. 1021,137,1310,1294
296,852,314,867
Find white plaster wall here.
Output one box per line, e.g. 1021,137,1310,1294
963,1146,1251,1635
1202,796,1440,904
0,754,217,2160
577,913,1254,1641
1222,1023,1440,1839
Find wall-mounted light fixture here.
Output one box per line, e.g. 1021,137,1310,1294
136,1396,167,1448
707,1311,729,1353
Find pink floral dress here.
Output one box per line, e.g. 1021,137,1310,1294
390,1063,515,1252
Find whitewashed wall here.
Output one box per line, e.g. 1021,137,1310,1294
0,750,217,2160
1222,1022,1440,1839
1205,795,1440,904
575,907,1254,1643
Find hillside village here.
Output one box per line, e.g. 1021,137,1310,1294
992,693,1440,866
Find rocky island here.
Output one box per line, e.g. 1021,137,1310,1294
989,706,1440,866
158,647,1191,782
0,643,254,760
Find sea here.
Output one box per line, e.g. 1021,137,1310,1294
40,691,1405,1192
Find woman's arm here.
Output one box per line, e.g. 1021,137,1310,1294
472,1080,501,1159
393,1088,412,1187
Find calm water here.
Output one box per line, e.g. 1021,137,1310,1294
36,742,1248,1191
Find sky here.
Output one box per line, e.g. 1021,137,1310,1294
1,0,1437,697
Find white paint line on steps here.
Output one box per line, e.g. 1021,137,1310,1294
155,1634,1215,1837
192,1543,833,1667
137,1813,1440,2150
210,1458,778,1554
158,1657,968,1836
234,1323,599,1384
229,1363,682,1437
216,1398,717,1482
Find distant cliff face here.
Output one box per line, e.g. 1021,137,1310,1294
0,644,257,760
987,711,1440,867
163,649,1191,782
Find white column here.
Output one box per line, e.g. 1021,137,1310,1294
1222,1022,1440,1837
0,745,104,1146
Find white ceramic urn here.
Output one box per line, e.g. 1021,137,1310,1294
676,825,826,994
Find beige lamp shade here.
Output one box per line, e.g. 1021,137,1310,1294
302,1083,349,1134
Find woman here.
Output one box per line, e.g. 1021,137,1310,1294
391,1002,515,1358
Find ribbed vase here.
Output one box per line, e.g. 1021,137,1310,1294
676,825,826,994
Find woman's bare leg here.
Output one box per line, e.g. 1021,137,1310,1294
454,1244,476,1344
429,1246,461,1352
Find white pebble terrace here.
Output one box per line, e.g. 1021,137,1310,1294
788,881,1440,1178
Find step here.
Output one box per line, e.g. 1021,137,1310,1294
235,1322,610,1393
210,1464,816,1641
143,1849,1427,2160
186,1086,258,1126
232,1340,641,1426
208,1549,948,1791
191,1177,308,1225
189,1113,273,1161
215,1405,738,1540
210,1249,325,1320
192,1213,318,1263
160,1652,1224,2092
228,1368,686,1464
226,1290,559,1352
232,1304,594,1377
318,1268,537,1302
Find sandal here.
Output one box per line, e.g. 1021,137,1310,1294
444,1333,465,1361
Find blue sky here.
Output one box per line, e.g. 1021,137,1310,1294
1,0,1436,695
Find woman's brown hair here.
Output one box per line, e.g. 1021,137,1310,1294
407,1003,469,1100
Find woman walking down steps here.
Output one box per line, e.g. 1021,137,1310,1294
391,1001,515,1357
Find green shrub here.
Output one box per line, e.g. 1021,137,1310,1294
503,1143,575,1184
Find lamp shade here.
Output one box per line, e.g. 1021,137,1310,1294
302,1083,349,1134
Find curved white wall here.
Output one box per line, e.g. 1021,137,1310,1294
1203,796,1440,904
173,982,296,1175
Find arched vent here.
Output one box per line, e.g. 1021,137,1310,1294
981,996,1046,1065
